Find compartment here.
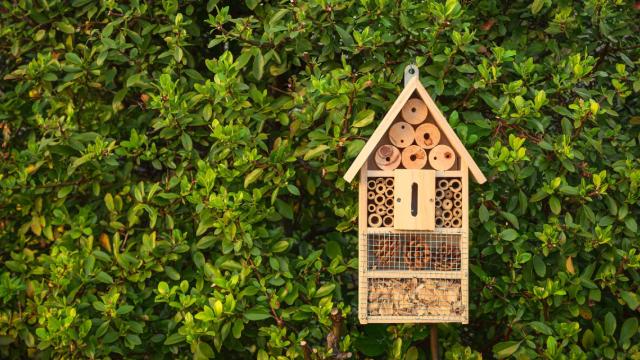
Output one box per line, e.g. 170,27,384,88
367,278,464,317
366,232,461,271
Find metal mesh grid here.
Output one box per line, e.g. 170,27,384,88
366,177,394,228
367,278,464,317
367,232,461,271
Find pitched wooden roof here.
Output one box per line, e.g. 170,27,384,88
343,77,487,184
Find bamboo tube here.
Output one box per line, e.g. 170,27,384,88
451,217,462,228
385,178,394,187
368,204,376,213
401,98,428,125
401,145,427,169
368,214,382,227
368,191,375,200
367,180,377,190
435,217,444,227
454,191,462,200
444,220,452,228
374,194,386,205
442,210,453,220
435,189,445,200
445,190,453,199
442,199,453,210
375,178,384,185
376,204,387,215
374,145,401,171
449,179,462,192
435,208,443,217
385,197,394,208
429,144,455,171
454,200,462,208
415,123,441,149
386,207,394,215
453,208,462,218
376,183,386,194
438,179,449,189
383,215,394,227
385,188,394,198
435,199,442,209
388,122,415,148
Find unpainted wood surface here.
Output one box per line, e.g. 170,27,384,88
393,169,435,230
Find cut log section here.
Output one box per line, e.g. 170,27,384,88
388,122,415,148
374,145,401,171
401,145,427,169
415,123,441,149
401,98,429,125
429,144,456,171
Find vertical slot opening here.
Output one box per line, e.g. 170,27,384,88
411,182,418,217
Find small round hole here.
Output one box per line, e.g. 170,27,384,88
424,133,430,140
445,152,452,159
385,157,390,162
401,125,405,129
400,139,404,143
411,107,416,113
410,154,416,161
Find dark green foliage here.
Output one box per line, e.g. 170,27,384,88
1,0,640,358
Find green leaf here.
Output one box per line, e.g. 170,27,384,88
244,168,263,188
303,145,329,161
352,109,375,128
335,25,354,46
244,308,272,321
95,271,113,284
55,22,76,34
314,283,336,298
604,312,616,337
533,255,546,277
549,196,561,215
501,229,519,241
275,199,293,220
620,318,638,346
180,133,192,151
252,51,265,80
164,333,185,345
493,341,521,359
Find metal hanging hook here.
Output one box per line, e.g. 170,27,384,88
404,64,419,87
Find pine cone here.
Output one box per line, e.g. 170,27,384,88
404,236,431,270
374,238,398,269
433,242,461,271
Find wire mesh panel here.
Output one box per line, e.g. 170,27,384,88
367,232,461,271
367,278,464,319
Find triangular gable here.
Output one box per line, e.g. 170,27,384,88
343,77,487,184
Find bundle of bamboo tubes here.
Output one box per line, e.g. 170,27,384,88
435,178,462,228
367,177,394,228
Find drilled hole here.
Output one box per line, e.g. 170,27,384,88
411,107,416,113
385,157,390,162
445,152,452,159
410,154,416,161
424,133,430,140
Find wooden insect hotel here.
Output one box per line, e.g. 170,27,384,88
343,66,486,324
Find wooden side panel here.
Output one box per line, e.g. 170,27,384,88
460,158,470,324
358,163,368,324
393,169,435,230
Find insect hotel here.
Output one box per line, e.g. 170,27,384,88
343,66,486,324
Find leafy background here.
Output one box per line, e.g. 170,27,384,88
1,0,640,358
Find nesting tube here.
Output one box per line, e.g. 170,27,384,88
374,194,386,205
374,145,401,171
401,98,429,125
368,214,382,227
388,122,415,148
435,217,444,227
444,220,452,228
454,200,462,208
449,179,462,192
435,199,442,209
451,218,462,228
385,188,394,198
435,189,445,200
454,192,462,200
368,191,375,200
367,180,377,190
415,123,441,149
438,179,449,189
385,178,394,187
445,190,453,199
453,208,462,218
382,215,394,227
375,178,384,185
435,208,443,217
401,145,427,169
442,210,453,220
429,144,456,171
376,183,385,194
368,204,376,213
376,204,387,215
386,207,394,215
385,197,394,208
442,199,453,210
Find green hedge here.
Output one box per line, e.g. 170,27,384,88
1,0,640,358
